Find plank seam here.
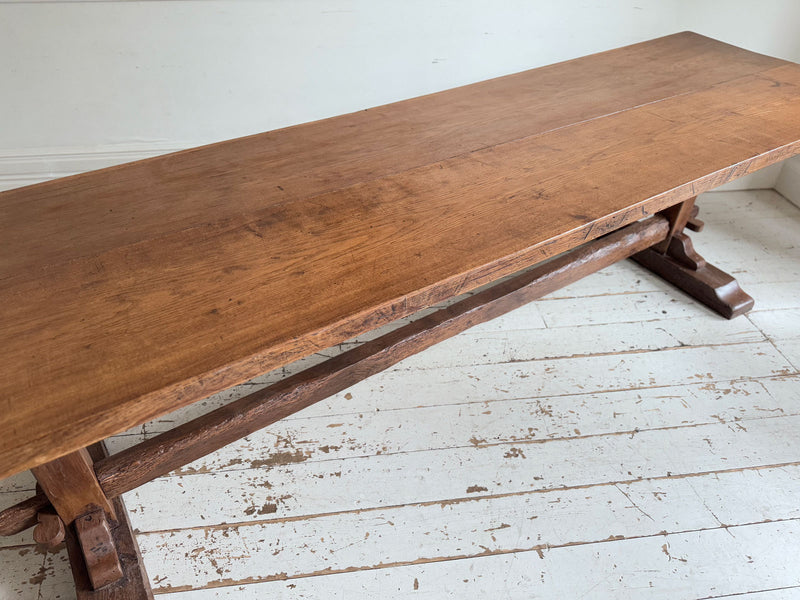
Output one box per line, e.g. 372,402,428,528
135,460,800,536
147,517,800,594
154,411,800,477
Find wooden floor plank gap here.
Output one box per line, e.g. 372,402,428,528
136,459,800,536
388,338,775,371
135,370,798,433
745,314,800,372
139,409,800,482
697,585,800,599
148,517,800,595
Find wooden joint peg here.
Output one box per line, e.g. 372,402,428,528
74,507,124,590
686,204,705,232
33,510,66,549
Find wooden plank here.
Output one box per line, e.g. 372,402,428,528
399,313,765,369
700,590,800,599
463,287,712,335
746,281,800,312
112,334,789,442
0,33,785,280
697,189,800,221
291,341,793,417
34,549,76,600
0,545,47,600
132,376,795,481
540,260,674,300
749,309,800,341
698,218,800,266
137,467,800,592
532,289,722,328
132,312,764,433
123,411,800,532
749,309,800,370
3,38,800,479
151,521,800,598
770,340,800,373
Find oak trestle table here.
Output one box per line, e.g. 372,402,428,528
2,32,800,598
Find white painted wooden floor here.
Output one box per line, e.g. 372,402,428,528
2,188,800,599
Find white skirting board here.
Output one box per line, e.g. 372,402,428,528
0,147,793,194
0,144,185,193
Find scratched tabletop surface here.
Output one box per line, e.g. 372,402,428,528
2,32,800,479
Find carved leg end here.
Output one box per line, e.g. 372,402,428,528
65,492,154,599
632,246,754,319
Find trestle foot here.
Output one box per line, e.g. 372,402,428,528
633,200,753,319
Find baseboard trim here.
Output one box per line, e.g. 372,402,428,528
0,144,186,191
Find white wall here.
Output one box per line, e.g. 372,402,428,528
776,157,800,207
1,0,682,188
679,0,800,196
678,0,800,64
0,1,798,190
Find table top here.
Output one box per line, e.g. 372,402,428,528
2,32,800,479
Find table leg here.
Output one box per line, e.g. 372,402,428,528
632,197,754,319
65,489,154,600
31,443,153,598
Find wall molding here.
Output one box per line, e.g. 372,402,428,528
0,1,169,4
0,143,185,191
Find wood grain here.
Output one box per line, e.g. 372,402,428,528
93,216,668,498
2,33,800,479
0,216,668,533
65,444,154,600
0,494,48,537
0,32,784,280
30,449,115,524
32,510,65,549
